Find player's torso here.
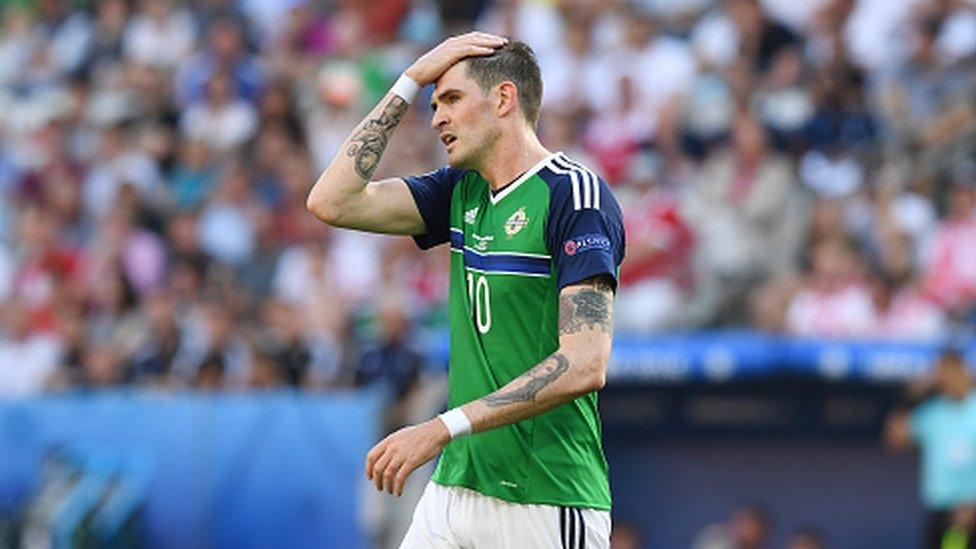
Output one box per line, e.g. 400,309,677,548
447,171,560,401
436,160,612,510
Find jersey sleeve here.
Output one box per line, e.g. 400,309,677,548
403,167,465,250
545,174,626,291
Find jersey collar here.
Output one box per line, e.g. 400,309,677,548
489,152,559,206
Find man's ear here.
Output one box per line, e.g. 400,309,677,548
495,81,519,119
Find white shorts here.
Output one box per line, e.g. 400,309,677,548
399,482,611,549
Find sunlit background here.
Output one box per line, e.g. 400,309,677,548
1,0,975,547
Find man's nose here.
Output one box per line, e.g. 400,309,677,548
431,110,447,130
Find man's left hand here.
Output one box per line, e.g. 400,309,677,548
365,418,451,496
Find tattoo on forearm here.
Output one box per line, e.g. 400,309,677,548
558,278,614,335
345,96,408,180
481,354,570,407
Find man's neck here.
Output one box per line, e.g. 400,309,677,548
948,386,972,402
475,130,551,192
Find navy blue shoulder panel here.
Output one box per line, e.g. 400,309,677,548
403,166,467,250
539,154,625,290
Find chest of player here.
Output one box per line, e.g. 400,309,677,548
450,176,552,270
448,177,555,334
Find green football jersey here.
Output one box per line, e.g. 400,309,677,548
404,152,625,510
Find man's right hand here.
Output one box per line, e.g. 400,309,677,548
404,32,508,86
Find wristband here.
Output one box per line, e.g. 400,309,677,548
438,408,472,439
390,73,420,104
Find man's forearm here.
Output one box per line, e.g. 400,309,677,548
306,92,409,222
345,94,409,180
458,347,607,434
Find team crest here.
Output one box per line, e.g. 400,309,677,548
464,206,479,225
504,207,529,238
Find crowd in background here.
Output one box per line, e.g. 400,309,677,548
0,0,975,396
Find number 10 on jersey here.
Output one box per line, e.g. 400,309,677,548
466,272,492,334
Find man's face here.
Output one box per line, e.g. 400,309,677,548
937,356,972,398
430,62,498,168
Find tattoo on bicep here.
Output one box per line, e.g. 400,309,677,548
559,277,614,335
345,96,408,180
481,353,570,407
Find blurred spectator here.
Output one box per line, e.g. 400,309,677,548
302,60,366,170
82,124,163,221
786,237,877,338
677,63,739,157
178,300,252,388
921,176,976,318
256,81,304,142
616,152,693,332
237,205,281,301
86,0,129,75
803,9,876,153
584,74,647,184
610,520,644,549
130,289,185,386
166,211,211,282
0,8,43,87
871,224,946,340
726,0,801,73
354,294,424,429
10,205,85,334
583,4,695,168
258,299,316,388
169,139,217,210
175,16,264,105
123,0,197,70
196,163,257,266
885,349,976,549
195,353,226,390
179,71,258,153
684,111,807,326
0,299,61,397
535,13,602,116
271,217,346,348
247,350,280,389
752,47,815,150
692,504,772,549
79,341,126,388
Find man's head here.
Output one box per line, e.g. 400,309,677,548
936,349,973,400
430,40,543,168
730,505,771,549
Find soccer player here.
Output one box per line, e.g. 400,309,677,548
307,32,625,548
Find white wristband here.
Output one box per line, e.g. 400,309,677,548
438,408,472,439
390,73,420,104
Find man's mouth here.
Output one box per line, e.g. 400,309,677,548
440,133,457,147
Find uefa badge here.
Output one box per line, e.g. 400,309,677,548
504,207,529,238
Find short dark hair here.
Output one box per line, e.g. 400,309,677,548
939,348,966,366
464,40,543,128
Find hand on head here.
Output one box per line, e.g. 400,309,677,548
405,32,508,86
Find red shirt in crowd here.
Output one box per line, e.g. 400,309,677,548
619,190,693,288
787,282,877,338
922,217,976,311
